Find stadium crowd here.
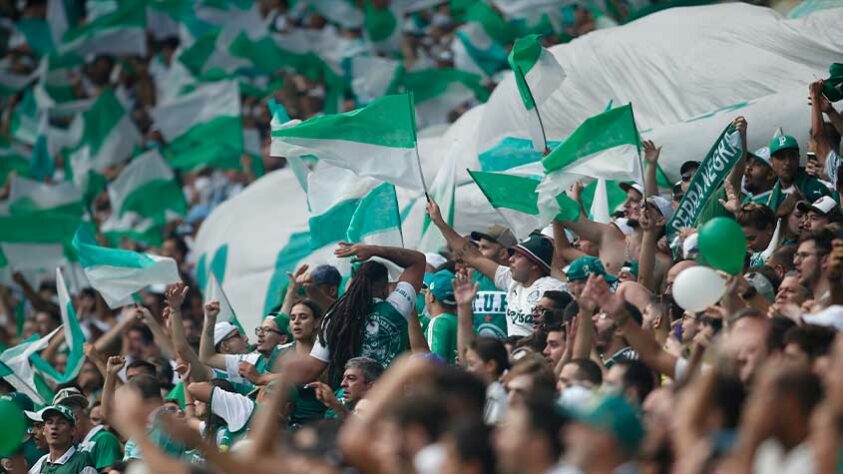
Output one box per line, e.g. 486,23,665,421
1,0,843,473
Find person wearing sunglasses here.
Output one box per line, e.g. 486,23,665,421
679,160,700,192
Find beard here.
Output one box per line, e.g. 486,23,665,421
627,218,640,228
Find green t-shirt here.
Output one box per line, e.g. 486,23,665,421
357,300,409,369
21,436,47,468
425,313,458,365
283,342,328,424
31,447,97,474
79,425,122,470
471,273,508,339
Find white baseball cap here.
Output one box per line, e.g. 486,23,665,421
214,321,240,346
796,196,839,216
646,195,675,221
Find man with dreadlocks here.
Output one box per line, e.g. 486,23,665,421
296,242,426,383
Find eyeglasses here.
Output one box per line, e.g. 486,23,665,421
255,327,284,337
681,174,693,182
220,331,242,344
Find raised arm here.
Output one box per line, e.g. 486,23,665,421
165,284,213,382
426,199,500,280
637,207,659,292
12,273,59,314
642,140,661,197
810,81,833,169
334,243,426,291
281,264,308,315
197,301,228,371
101,355,125,428
453,270,478,367
136,305,176,360
572,275,601,359
610,310,678,378
726,117,748,193
552,220,583,278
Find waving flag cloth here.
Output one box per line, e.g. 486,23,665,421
30,268,86,385
469,171,580,239
205,272,245,333
508,34,566,151
536,104,643,224
271,94,424,190
107,149,187,224
306,163,404,250
0,326,60,404
72,228,181,308
58,0,146,57
66,88,142,196
150,80,243,171
453,23,508,79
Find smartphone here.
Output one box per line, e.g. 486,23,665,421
807,151,817,162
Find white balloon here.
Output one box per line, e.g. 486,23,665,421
672,266,727,312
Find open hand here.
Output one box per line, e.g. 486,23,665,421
452,269,479,305
334,242,377,262
165,282,189,309
642,140,662,165
718,180,741,214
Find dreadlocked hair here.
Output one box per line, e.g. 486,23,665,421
319,261,388,382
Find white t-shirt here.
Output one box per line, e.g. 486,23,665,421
823,149,841,188
210,387,255,433
494,266,566,336
310,281,417,362
223,352,262,385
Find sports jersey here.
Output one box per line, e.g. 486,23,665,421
425,313,458,364
494,266,566,336
311,281,416,369
471,273,508,339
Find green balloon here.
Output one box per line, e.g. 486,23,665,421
698,217,747,275
0,399,26,456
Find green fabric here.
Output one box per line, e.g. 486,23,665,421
291,385,328,424
358,300,409,369
21,437,47,468
566,256,617,282
425,313,458,365
823,62,843,102
35,448,95,473
324,389,349,418
508,34,543,109
86,428,122,470
164,381,186,407
471,273,507,339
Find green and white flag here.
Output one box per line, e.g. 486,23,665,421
418,146,456,252
150,80,243,170
30,268,86,385
508,34,566,151
536,104,642,223
307,163,404,250
399,69,490,128
29,118,55,182
0,65,36,97
67,88,141,195
0,327,60,404
271,94,423,190
469,170,580,238
363,0,402,53
100,212,162,247
72,228,181,308
205,272,245,333
0,137,30,186
9,89,39,145
453,23,508,79
59,0,146,57
589,178,611,224
107,149,187,225
9,176,83,216
350,56,404,105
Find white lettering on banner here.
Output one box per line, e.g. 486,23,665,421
667,124,743,237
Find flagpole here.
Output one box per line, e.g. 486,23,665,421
407,92,430,200
518,66,549,154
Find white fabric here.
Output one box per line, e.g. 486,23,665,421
210,386,255,433
493,266,566,336
214,321,240,346
223,352,261,384
753,440,815,474
484,381,507,425
310,282,417,362
822,149,840,188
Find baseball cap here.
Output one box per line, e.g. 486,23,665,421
563,256,618,283
426,270,456,305
1,393,34,413
618,182,644,196
29,405,76,425
508,234,554,273
646,195,675,221
311,264,341,287
573,394,644,455
267,313,293,340
680,160,700,179
53,387,89,409
796,196,840,217
749,147,771,167
769,135,799,156
743,271,776,303
471,225,517,248
214,321,241,346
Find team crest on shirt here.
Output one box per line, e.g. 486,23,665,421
527,289,541,304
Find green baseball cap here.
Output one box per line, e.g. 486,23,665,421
563,256,618,283
769,135,799,156
573,394,644,454
426,270,456,305
30,405,76,425
267,313,293,340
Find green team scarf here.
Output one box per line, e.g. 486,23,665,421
667,122,743,239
